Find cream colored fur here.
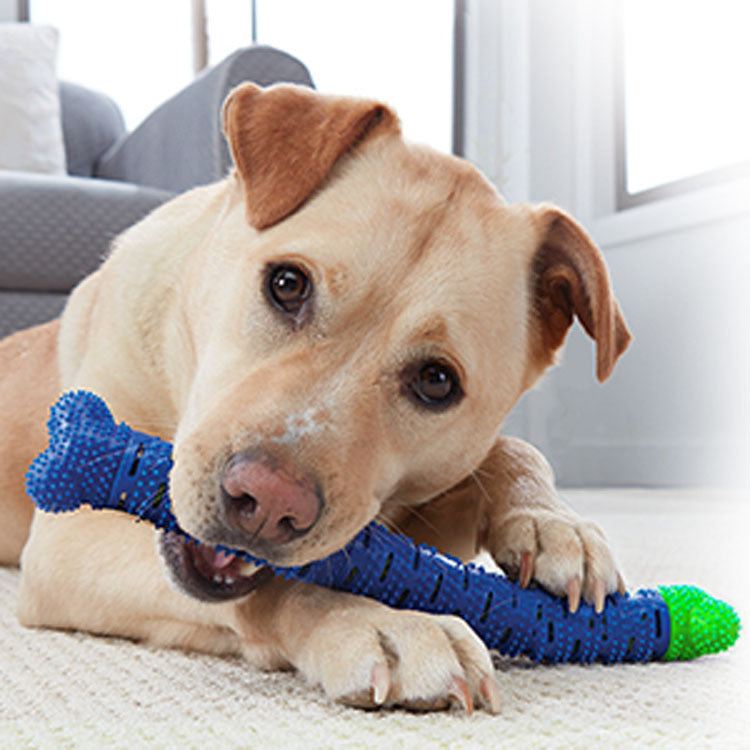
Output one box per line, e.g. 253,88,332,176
0,84,631,714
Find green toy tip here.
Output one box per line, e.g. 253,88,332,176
659,585,741,661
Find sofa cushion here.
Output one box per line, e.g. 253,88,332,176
0,171,173,291
0,24,66,175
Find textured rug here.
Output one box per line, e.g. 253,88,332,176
1,489,748,749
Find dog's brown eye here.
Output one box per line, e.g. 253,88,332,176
266,264,311,314
405,360,463,411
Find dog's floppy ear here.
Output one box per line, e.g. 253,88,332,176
222,83,399,230
530,205,632,382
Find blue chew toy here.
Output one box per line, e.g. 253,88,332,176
26,391,740,664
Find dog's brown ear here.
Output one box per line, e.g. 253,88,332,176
530,205,632,382
222,83,399,230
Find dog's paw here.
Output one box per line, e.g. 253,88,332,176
299,600,500,714
489,508,625,613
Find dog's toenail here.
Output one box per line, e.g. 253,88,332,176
448,675,474,715
370,663,390,706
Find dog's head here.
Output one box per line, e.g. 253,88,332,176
161,84,630,598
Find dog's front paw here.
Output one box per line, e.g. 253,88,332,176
299,598,501,714
489,508,625,613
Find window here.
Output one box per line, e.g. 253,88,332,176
214,0,456,154
618,0,750,207
31,0,193,130
204,0,252,68
29,0,457,151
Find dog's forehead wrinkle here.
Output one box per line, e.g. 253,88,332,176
317,137,500,266
401,171,476,266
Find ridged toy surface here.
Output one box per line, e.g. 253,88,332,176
26,391,741,664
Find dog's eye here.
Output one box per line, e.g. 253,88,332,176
266,264,312,315
405,360,463,411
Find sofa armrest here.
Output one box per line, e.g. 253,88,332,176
0,171,172,292
96,46,314,194
60,82,126,177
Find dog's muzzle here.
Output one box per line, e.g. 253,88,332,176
157,532,274,602
220,452,323,547
159,451,324,601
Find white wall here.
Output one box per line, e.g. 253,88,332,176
0,0,19,21
464,0,750,487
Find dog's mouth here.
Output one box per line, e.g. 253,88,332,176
158,532,274,602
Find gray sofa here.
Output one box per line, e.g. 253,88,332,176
0,46,313,340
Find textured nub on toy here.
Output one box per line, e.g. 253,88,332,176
658,585,741,660
25,390,742,665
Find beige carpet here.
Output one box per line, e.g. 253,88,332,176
1,489,748,749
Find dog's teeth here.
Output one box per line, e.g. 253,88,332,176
239,562,259,577
224,577,235,586
213,574,224,585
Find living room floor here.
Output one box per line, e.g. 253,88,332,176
1,488,747,749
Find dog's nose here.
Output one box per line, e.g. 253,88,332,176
221,455,322,546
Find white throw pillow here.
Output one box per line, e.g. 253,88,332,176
0,23,66,174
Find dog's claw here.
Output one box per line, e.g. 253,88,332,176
479,675,502,714
617,572,627,596
449,675,474,715
566,576,582,614
519,549,534,589
370,662,390,706
593,578,606,614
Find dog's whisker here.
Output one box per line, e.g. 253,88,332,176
472,466,494,480
378,503,444,540
335,538,358,577
374,514,404,537
470,470,493,507
371,518,418,546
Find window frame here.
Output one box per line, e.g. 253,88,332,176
452,0,466,157
463,0,750,249
613,0,750,211
573,1,750,247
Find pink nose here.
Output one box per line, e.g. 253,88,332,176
221,455,322,546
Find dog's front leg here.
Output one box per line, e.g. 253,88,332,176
393,436,624,613
230,577,501,714
20,511,500,713
18,511,242,655
480,437,624,612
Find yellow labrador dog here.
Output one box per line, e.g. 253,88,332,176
0,84,630,714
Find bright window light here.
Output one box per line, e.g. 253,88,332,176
30,0,454,149
32,0,193,130
205,0,252,66
254,0,454,154
622,0,750,195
